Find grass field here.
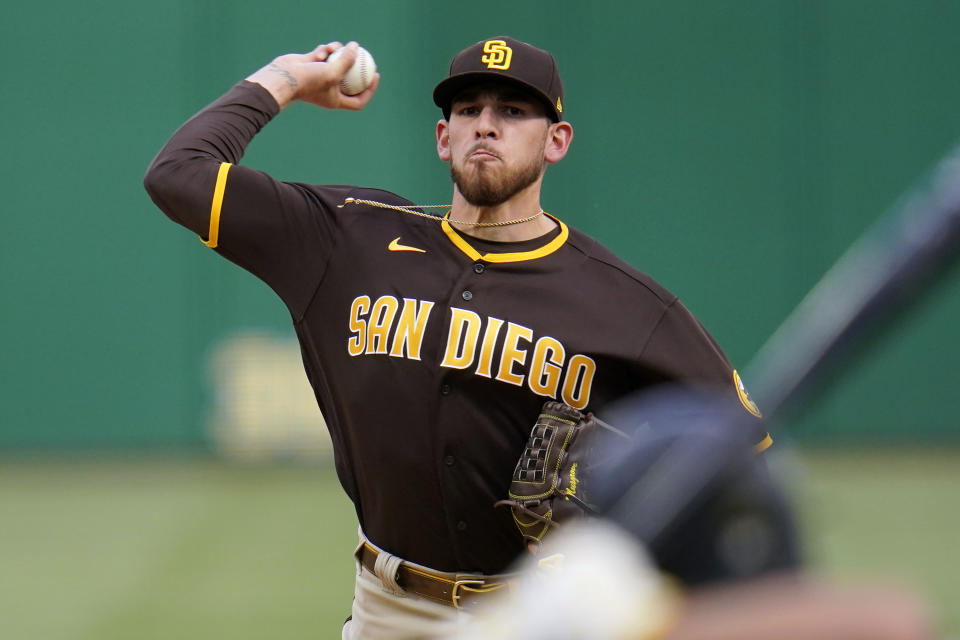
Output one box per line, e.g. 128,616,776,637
2,449,957,639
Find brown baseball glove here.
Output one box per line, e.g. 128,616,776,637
496,400,630,545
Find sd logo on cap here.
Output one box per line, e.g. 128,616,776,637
433,36,565,122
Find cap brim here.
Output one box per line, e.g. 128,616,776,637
433,72,560,122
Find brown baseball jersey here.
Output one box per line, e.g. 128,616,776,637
144,81,767,575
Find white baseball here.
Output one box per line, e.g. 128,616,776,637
326,45,377,95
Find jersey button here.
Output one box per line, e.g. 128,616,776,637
473,263,485,274
440,384,451,395
444,455,455,466
461,290,473,301
456,520,467,531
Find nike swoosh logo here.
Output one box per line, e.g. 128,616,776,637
388,237,426,253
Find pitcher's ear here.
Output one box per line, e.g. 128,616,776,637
436,119,451,162
544,121,573,165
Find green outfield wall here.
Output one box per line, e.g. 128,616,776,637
3,0,959,451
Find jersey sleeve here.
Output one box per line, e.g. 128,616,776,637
143,81,343,318
639,299,735,385
639,299,770,447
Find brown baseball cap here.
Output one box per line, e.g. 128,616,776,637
433,37,565,122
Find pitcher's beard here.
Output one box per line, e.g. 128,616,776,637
451,158,545,207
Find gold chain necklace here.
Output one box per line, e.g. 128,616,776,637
339,197,545,227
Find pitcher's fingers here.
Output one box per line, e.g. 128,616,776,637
328,41,358,72
309,41,343,62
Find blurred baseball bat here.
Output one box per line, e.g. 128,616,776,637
603,140,960,547
746,144,960,419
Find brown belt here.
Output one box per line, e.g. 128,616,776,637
356,542,512,609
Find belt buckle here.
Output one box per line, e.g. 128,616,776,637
451,578,486,610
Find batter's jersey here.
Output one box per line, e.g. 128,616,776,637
144,82,767,574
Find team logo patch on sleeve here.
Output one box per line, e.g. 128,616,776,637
733,370,762,418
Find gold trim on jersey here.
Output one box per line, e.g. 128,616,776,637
440,213,569,263
202,162,232,248
754,433,774,453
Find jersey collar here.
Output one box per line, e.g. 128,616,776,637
440,213,568,263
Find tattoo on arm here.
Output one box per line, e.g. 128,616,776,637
268,63,298,90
